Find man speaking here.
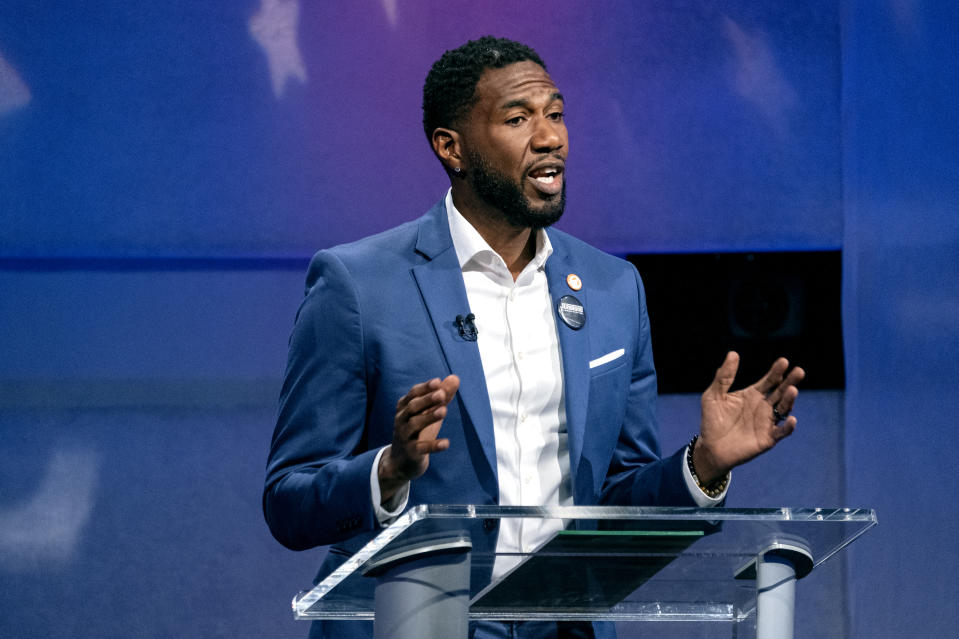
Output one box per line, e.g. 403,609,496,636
264,36,804,639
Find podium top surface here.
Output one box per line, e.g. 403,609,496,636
294,505,876,623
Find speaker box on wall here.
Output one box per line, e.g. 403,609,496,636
626,251,844,394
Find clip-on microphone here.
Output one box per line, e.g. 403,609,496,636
455,313,478,341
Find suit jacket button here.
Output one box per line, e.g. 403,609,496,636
483,519,497,532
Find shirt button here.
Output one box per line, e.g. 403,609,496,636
508,290,516,302
517,351,525,360
520,413,528,422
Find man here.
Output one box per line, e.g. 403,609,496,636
264,36,804,639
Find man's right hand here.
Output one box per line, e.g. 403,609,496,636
378,375,460,503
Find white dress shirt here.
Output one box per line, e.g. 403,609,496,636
444,191,571,576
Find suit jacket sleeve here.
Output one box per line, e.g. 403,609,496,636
263,250,381,550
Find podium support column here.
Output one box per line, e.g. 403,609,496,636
756,554,797,639
739,541,812,639
365,537,472,639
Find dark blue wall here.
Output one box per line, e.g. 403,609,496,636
1,1,955,637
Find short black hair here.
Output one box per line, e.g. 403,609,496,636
422,36,546,142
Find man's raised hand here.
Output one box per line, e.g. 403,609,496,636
378,375,460,502
692,352,805,485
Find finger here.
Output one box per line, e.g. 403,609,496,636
402,376,458,452
439,374,460,400
420,375,459,409
773,385,799,417
784,366,805,387
418,417,445,444
767,366,805,407
404,388,450,418
705,351,740,396
410,416,450,452
773,415,797,441
395,377,445,416
405,374,461,415
753,357,789,395
413,436,450,455
401,404,448,439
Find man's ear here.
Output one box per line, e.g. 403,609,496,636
431,127,464,174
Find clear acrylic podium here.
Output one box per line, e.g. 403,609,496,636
292,506,876,639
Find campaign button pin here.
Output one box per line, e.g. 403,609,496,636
557,295,586,330
566,273,582,291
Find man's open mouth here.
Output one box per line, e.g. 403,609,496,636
527,164,564,195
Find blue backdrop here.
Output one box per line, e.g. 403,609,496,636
1,1,956,637
1,0,841,256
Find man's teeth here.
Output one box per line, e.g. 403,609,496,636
533,169,559,184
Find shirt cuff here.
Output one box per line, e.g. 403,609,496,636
682,444,729,506
370,446,410,526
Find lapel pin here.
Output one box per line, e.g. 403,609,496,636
566,273,582,291
557,295,586,330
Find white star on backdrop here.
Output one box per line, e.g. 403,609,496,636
248,0,308,99
382,0,398,28
0,448,99,571
722,16,797,140
0,50,31,116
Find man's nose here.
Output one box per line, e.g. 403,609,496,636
531,117,565,153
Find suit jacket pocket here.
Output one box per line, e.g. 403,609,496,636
588,348,626,374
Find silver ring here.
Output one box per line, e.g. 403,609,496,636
772,406,788,423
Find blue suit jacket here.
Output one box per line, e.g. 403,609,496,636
264,199,697,638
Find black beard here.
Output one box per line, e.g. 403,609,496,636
465,150,566,230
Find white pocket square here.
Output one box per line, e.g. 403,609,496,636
589,348,625,369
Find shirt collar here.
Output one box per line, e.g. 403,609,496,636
444,189,553,275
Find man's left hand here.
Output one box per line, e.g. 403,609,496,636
693,351,805,484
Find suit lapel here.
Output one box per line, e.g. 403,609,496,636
411,203,498,487
544,233,590,499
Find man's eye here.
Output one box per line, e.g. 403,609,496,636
506,116,526,126
548,111,565,121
